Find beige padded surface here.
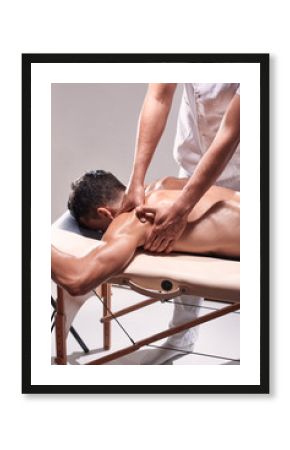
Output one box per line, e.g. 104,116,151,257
52,229,103,256
52,229,240,302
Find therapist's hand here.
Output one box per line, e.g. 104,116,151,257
120,183,145,213
137,203,189,253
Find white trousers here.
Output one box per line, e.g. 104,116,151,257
162,294,203,352
139,295,202,365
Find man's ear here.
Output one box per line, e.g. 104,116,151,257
97,207,114,220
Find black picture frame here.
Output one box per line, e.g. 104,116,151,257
22,53,269,394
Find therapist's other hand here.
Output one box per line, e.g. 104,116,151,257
120,183,145,213
137,204,188,253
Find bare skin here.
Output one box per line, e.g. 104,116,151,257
51,177,239,296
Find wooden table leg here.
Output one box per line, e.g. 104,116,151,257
102,283,111,350
54,286,67,365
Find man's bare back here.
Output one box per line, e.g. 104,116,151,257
144,187,239,258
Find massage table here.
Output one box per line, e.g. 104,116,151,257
51,211,240,365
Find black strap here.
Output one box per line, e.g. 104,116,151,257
147,343,240,363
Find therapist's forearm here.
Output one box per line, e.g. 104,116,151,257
130,84,177,185
178,132,239,213
176,95,240,214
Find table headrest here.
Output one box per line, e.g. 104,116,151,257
52,210,103,240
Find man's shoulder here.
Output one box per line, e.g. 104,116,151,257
104,210,148,244
146,176,187,193
145,189,176,207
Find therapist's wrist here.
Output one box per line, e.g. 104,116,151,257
130,166,148,185
128,173,144,190
172,197,192,218
174,189,198,216
177,184,201,214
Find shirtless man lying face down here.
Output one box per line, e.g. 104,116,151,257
51,170,240,296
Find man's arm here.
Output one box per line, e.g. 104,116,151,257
142,93,240,253
51,213,149,296
121,83,177,212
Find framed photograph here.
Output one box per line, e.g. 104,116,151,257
22,53,269,394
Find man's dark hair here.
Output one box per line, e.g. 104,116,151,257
68,170,126,223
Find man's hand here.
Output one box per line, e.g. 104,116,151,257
137,203,188,253
120,183,145,213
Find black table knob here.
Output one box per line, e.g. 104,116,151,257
161,280,173,291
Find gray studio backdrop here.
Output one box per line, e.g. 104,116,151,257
51,83,183,222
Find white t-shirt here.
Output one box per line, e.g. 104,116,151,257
173,83,240,190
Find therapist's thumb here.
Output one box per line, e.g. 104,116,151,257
135,206,156,223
